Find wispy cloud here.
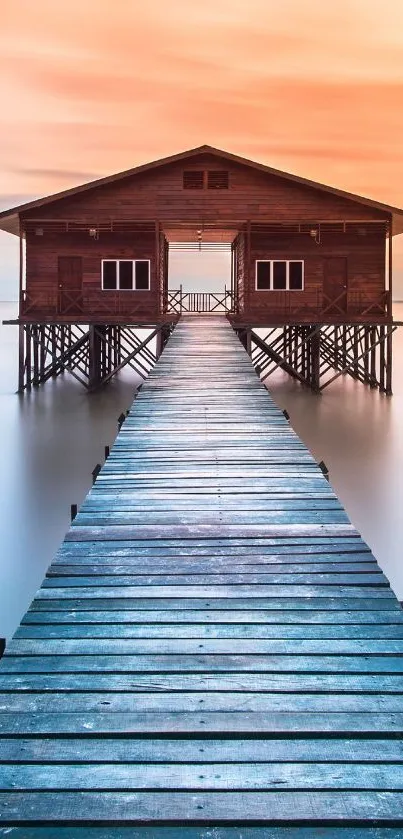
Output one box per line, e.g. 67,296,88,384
1,0,403,210
15,168,99,183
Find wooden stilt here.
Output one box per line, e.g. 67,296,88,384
363,327,369,383
353,326,359,378
386,326,393,395
310,331,320,391
18,325,25,392
32,326,39,387
39,326,46,380
379,325,386,392
51,326,58,376
156,328,164,359
342,325,347,368
25,326,32,390
370,326,377,387
89,325,102,390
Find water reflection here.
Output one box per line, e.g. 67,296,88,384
0,303,140,638
263,307,403,605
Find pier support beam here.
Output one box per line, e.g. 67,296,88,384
242,322,396,395
13,321,176,392
235,327,252,356
88,325,102,390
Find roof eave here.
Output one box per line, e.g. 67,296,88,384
0,214,19,236
0,144,402,234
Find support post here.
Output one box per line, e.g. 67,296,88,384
60,326,66,370
353,326,359,379
370,326,377,387
156,327,164,359
245,220,251,311
333,326,339,368
155,221,161,314
310,330,321,391
51,326,58,376
18,222,24,310
386,326,393,395
230,242,234,305
388,217,393,319
340,326,346,370
379,326,386,392
237,329,251,355
39,326,46,380
32,326,39,387
246,328,251,356
363,327,369,383
89,325,102,389
25,327,32,390
18,325,25,392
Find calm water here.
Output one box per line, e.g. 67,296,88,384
1,301,403,639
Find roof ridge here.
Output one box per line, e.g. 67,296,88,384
0,145,402,236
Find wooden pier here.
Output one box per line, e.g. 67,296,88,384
0,315,403,836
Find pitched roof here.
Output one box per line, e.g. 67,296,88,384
1,144,402,235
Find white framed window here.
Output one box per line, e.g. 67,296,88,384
101,259,150,291
255,260,304,291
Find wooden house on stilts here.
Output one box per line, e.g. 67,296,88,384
1,144,402,392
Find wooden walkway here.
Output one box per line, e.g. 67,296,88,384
0,315,403,836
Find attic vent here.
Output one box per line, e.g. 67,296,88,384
207,170,229,189
183,170,204,189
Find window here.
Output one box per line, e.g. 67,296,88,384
183,170,204,189
256,260,304,291
289,261,304,290
207,170,229,189
102,259,150,291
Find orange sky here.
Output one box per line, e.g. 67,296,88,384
1,0,403,293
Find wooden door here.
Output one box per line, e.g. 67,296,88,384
323,257,347,314
58,256,83,314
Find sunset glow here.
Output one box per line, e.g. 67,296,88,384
1,0,403,292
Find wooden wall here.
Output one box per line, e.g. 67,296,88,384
24,231,158,318
247,226,387,320
22,154,386,226
20,152,389,322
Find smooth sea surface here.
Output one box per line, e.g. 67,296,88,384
1,300,403,639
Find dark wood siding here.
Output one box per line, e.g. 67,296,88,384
24,231,157,319
23,155,386,225
21,152,389,323
248,227,386,321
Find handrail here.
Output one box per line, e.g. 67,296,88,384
21,290,154,317
20,287,390,319
166,289,235,314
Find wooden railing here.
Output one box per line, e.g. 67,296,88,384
245,289,391,321
166,288,235,314
19,287,391,320
20,290,158,319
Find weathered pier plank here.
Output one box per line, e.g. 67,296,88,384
0,315,402,835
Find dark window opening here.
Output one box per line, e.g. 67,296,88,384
208,170,229,189
102,260,117,290
255,260,304,291
119,261,133,290
102,259,150,290
273,261,287,290
256,262,271,290
289,261,303,290
183,170,204,189
135,260,150,290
